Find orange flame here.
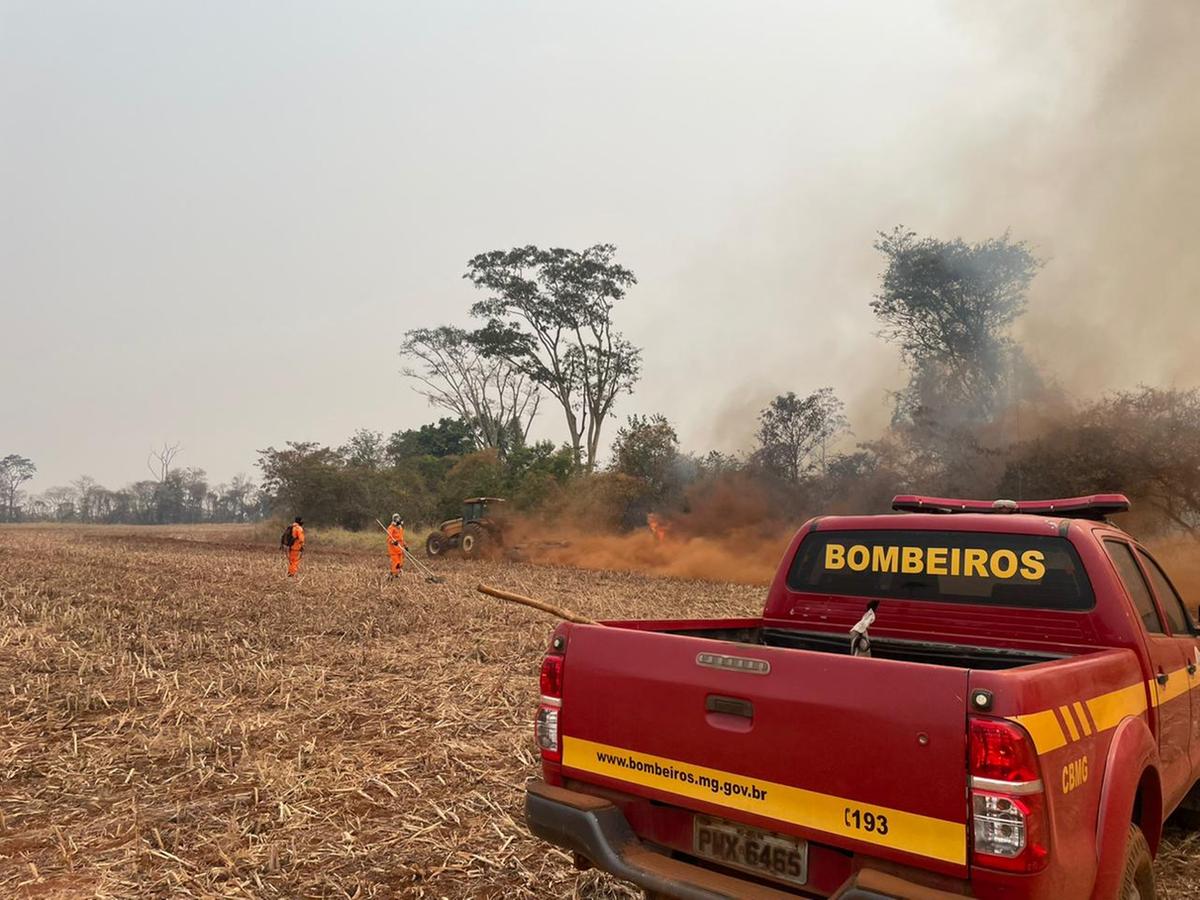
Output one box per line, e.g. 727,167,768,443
646,512,668,543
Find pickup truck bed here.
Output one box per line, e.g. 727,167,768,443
657,619,1066,669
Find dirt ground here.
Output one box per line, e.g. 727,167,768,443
1,525,1197,898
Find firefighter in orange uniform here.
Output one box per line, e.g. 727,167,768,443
386,513,405,577
285,516,305,576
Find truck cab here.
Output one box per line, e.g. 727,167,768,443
524,495,1200,899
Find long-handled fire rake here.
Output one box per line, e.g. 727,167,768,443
374,519,446,584
405,550,447,584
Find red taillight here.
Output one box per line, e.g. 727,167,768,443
536,653,564,763
969,718,1041,782
540,654,564,699
969,717,1048,873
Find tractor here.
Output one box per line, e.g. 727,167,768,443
425,497,508,558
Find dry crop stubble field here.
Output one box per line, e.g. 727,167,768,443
1,525,1197,899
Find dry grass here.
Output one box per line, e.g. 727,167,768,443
1,525,1196,898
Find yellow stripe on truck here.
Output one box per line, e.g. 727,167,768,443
1086,682,1149,733
561,735,967,866
1008,680,1158,756
1073,702,1093,736
1153,671,1192,706
1009,709,1068,754
1058,706,1081,742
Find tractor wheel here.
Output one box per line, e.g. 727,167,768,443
426,533,444,557
460,523,488,559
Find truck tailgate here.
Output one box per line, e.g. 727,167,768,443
559,625,971,876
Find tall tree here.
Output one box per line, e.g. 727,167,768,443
753,388,848,483
872,227,1041,424
465,244,641,470
340,429,388,469
257,442,346,521
147,441,182,482
72,476,102,523
178,468,209,523
387,418,474,463
219,475,258,523
42,485,76,521
0,454,36,521
610,414,680,499
128,481,159,523
400,326,541,453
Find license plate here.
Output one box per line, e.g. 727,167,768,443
693,814,808,887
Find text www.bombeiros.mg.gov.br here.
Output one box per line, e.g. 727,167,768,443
595,750,768,800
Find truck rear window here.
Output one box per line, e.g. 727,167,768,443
787,530,1095,610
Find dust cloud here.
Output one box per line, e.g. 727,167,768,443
510,523,792,587
505,513,1200,600
508,477,797,586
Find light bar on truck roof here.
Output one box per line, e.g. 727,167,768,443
891,494,1131,520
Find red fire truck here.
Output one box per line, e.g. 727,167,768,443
525,495,1199,899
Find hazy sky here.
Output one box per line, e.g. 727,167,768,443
3,1,1197,493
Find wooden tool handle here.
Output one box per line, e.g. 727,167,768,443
476,583,599,625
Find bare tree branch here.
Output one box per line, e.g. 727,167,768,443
399,327,540,453
147,442,182,483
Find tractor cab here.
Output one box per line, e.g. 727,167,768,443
426,497,508,558
464,497,506,525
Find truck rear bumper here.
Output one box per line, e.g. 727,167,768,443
525,778,970,900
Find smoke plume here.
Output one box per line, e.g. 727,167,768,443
947,3,1200,393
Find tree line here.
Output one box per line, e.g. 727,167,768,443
1,446,263,525
7,233,1200,536
250,231,1200,537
